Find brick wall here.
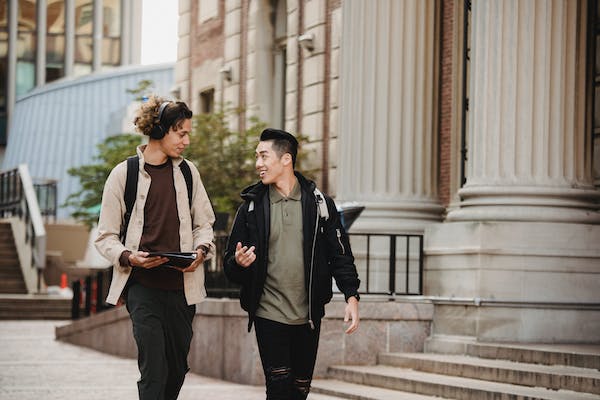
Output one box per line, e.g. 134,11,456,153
190,0,225,68
438,0,455,208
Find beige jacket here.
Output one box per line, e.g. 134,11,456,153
95,145,215,305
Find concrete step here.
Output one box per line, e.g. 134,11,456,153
327,365,600,400
311,379,451,400
379,352,600,395
466,343,600,371
0,295,72,319
0,258,20,266
0,283,28,294
0,271,28,293
0,267,24,276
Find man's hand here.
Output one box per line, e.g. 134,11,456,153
344,296,359,334
128,251,168,269
179,248,206,273
235,242,256,267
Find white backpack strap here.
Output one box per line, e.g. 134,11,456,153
248,200,255,212
314,188,329,220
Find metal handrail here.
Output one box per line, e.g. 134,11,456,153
69,231,424,318
205,232,424,298
0,165,47,291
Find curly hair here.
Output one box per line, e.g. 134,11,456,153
134,95,192,137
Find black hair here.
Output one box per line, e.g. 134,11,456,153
160,101,193,132
260,128,299,167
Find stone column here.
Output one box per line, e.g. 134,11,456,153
175,0,191,104
120,0,131,65
425,0,600,344
447,0,600,223
337,0,443,234
222,0,243,129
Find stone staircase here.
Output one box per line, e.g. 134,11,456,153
0,221,27,294
312,342,600,399
0,294,71,319
0,221,71,319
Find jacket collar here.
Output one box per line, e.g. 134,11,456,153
136,144,185,173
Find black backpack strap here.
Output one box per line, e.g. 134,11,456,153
179,160,193,209
120,157,192,243
314,187,329,221
121,156,139,243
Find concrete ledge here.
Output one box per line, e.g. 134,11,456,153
56,297,434,385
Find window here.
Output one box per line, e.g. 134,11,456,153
47,0,65,82
74,0,93,76
17,0,36,96
102,0,121,67
200,89,214,114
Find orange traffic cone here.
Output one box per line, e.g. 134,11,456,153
60,273,68,289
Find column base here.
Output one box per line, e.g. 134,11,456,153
447,185,600,224
347,199,445,234
424,221,600,342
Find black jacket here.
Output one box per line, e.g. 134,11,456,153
224,172,360,331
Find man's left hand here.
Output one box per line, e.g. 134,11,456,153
180,248,206,273
344,296,359,334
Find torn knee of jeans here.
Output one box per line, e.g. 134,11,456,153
267,366,291,382
294,378,311,395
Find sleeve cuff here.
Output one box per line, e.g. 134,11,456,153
119,250,132,267
196,245,209,257
344,292,360,302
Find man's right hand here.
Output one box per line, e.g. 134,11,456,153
128,251,168,269
234,242,256,268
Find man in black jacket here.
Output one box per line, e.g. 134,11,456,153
224,128,360,400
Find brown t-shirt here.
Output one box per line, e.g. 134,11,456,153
130,159,184,290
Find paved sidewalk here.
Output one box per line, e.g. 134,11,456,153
0,320,341,400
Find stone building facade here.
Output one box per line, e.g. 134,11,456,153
175,0,600,344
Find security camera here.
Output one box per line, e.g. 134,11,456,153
219,65,232,81
298,33,314,51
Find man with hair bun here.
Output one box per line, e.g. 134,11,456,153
95,96,215,399
224,128,360,400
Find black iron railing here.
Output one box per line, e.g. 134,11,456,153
0,170,57,222
205,232,423,298
70,232,424,318
347,233,423,296
33,178,58,222
0,166,47,291
71,268,112,319
204,235,240,298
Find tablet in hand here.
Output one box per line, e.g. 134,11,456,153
147,252,197,268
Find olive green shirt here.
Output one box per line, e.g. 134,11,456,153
256,180,308,325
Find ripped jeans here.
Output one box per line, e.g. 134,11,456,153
254,317,321,400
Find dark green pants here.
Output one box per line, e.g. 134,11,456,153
126,283,196,400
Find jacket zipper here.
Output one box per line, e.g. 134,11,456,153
336,229,345,255
308,203,319,330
